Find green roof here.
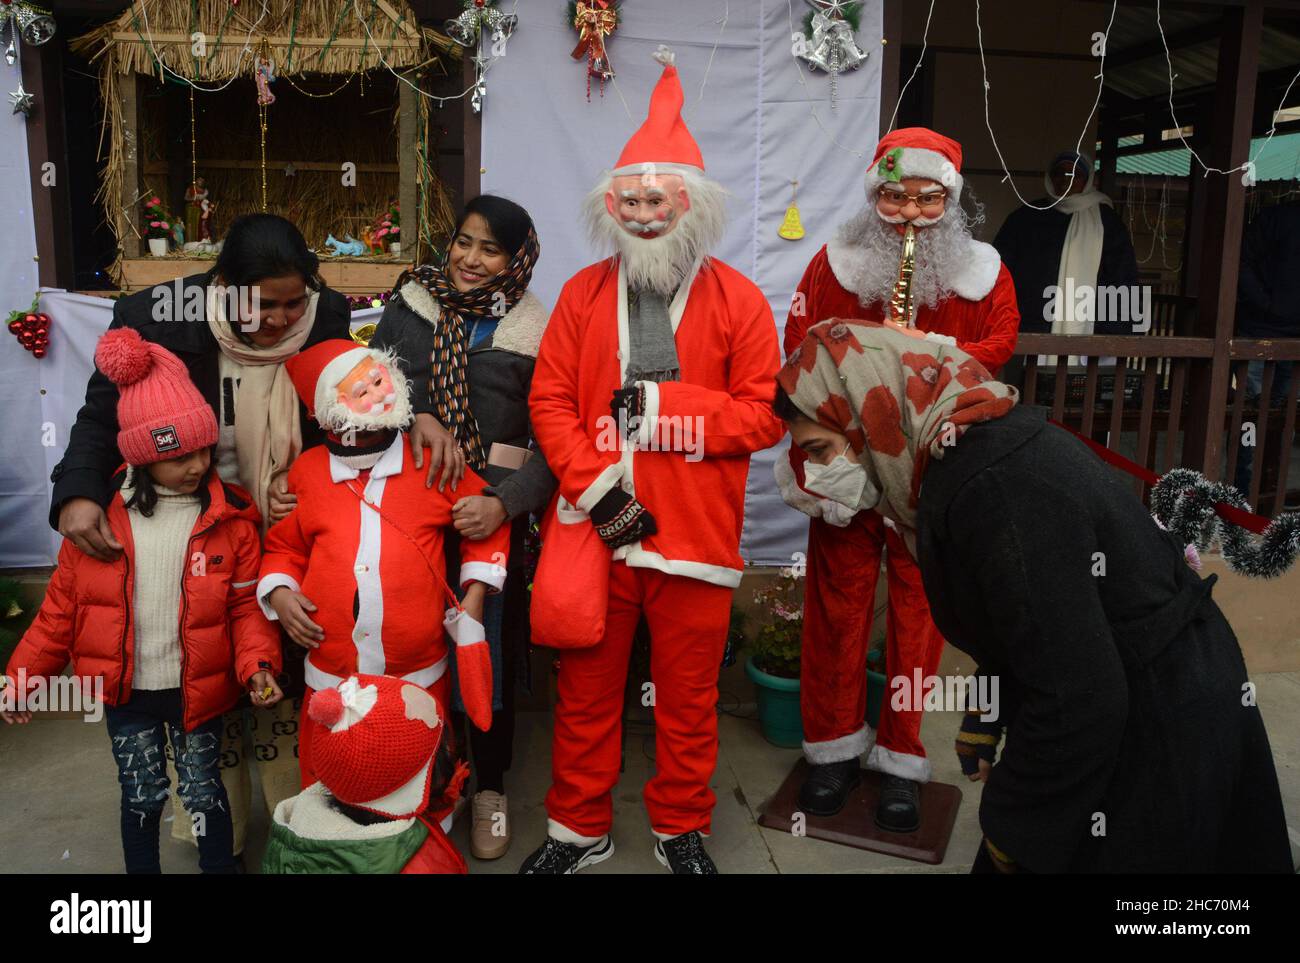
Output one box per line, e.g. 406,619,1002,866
1110,132,1300,181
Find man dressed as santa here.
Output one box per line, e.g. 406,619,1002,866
522,47,784,874
778,127,1020,832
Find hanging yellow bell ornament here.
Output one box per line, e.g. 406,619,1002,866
778,180,805,240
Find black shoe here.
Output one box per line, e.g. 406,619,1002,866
874,775,921,834
654,831,718,874
798,760,862,817
518,834,615,874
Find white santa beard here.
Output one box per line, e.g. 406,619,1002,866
583,170,728,295
833,204,976,311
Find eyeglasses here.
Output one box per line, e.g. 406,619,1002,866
876,186,948,210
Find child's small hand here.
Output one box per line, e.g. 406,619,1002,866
248,671,283,708
268,586,325,649
0,677,32,725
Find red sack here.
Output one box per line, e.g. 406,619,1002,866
530,494,610,649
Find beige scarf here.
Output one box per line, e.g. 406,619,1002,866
778,319,1019,556
205,286,316,527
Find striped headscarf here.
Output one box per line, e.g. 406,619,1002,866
397,225,540,469
778,318,1018,553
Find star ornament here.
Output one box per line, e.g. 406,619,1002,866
9,85,34,116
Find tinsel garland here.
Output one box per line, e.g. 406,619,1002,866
1150,468,1300,579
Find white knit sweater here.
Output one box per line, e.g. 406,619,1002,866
124,479,202,691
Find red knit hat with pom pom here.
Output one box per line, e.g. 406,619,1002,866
307,674,446,820
94,328,217,466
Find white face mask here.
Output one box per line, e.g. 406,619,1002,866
804,443,879,511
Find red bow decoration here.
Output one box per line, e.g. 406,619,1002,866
571,0,618,101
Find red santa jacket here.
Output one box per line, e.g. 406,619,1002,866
6,472,281,732
784,241,1020,372
257,435,509,692
530,256,784,588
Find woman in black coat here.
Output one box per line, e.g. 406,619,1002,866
369,194,556,862
774,317,1293,873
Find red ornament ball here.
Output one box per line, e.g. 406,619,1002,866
33,347,47,358
7,319,21,334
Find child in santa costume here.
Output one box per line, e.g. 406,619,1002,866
262,674,471,873
520,47,784,875
256,339,509,787
777,127,1020,833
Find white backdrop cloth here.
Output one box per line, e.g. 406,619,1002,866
480,0,882,566
0,290,382,569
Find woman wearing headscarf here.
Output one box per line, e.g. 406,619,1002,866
773,317,1292,873
370,194,554,861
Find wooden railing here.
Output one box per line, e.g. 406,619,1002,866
1010,333,1300,517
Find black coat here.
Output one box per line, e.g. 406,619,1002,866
916,404,1292,873
1237,201,1300,338
369,279,557,529
993,200,1140,335
49,273,352,529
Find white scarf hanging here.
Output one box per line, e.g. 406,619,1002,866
1043,162,1112,366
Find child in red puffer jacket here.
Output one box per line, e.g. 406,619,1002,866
0,327,283,874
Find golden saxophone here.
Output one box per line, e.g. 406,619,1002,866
887,222,917,329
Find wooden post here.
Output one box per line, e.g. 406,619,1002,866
462,42,481,201
879,0,901,138
398,74,419,260
21,33,74,287
118,73,143,259
1180,0,1262,480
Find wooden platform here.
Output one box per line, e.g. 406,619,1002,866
119,256,413,295
757,758,963,865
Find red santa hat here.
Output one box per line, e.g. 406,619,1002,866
863,127,964,204
612,46,705,178
307,674,446,820
285,338,412,433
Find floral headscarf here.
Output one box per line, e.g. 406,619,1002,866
777,318,1018,551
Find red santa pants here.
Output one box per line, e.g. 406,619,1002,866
298,673,453,789
545,564,732,843
800,510,945,782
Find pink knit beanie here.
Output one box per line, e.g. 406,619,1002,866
94,328,218,466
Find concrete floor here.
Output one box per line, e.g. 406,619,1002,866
4,673,1299,874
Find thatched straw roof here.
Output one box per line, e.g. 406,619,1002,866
72,0,458,79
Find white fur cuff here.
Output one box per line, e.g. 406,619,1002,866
867,744,933,783
803,724,875,765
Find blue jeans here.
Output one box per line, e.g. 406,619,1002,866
104,689,235,874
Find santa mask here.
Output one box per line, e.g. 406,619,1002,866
605,171,691,240
336,356,398,418
875,180,947,229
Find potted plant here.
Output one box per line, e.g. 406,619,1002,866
143,196,171,256
743,570,805,748
742,569,888,748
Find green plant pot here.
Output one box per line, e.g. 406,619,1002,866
866,644,887,731
746,647,888,750
745,656,803,748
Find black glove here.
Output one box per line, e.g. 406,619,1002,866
610,384,646,438
589,487,657,549
955,708,1003,778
